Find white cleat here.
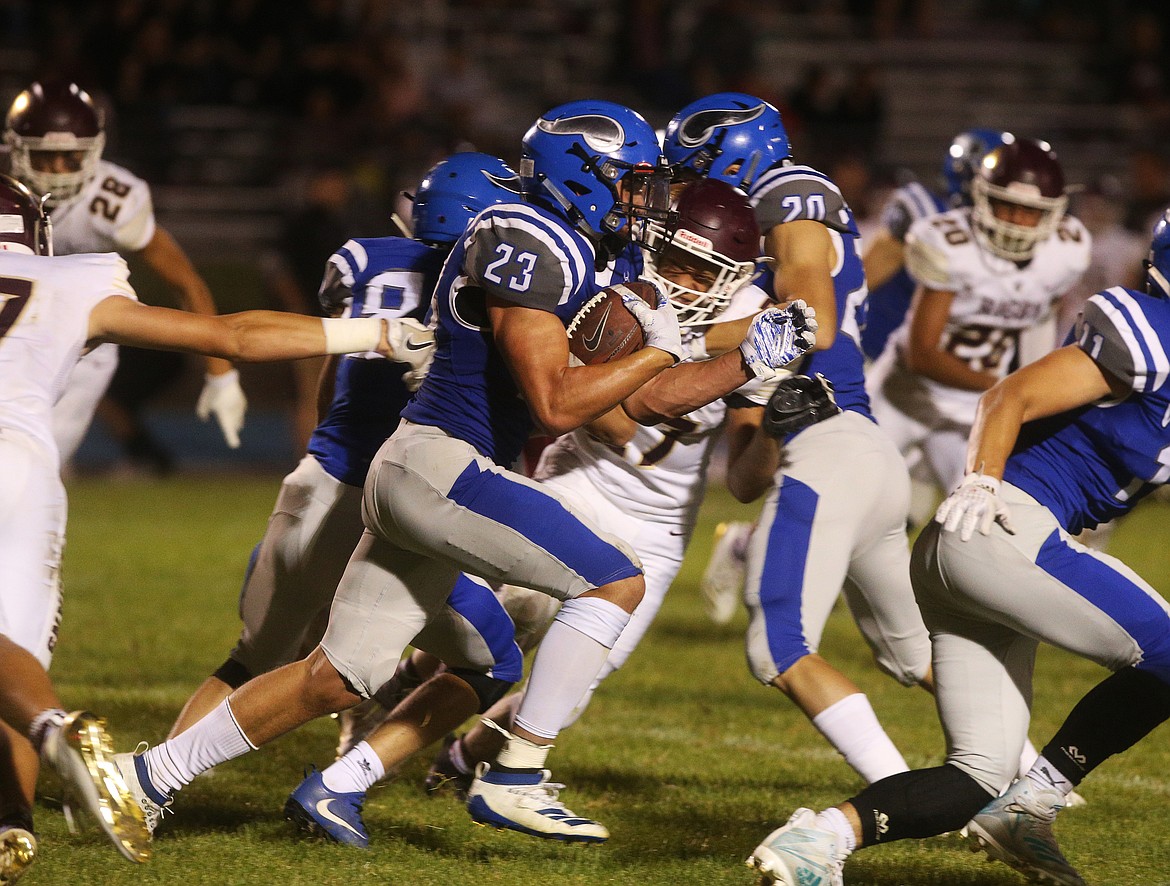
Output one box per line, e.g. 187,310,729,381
746,807,845,886
112,747,172,836
466,762,608,843
700,520,753,625
966,779,1085,886
41,711,151,863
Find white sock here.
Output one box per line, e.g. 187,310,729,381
1025,754,1076,798
811,693,908,784
448,737,472,776
28,708,67,753
321,741,385,793
512,608,625,743
1018,736,1040,777
815,806,857,854
144,699,256,797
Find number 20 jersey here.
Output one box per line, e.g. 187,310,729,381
894,206,1090,424
403,201,642,467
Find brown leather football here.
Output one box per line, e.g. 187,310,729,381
566,280,658,365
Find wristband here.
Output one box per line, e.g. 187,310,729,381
321,317,383,355
203,368,239,390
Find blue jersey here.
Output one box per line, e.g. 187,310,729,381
403,201,642,466
861,181,948,360
307,237,445,487
749,163,873,425
1006,287,1170,533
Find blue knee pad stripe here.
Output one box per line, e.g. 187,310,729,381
760,475,818,674
1037,529,1170,680
447,574,524,684
449,462,640,587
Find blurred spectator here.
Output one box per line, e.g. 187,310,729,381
262,166,358,453
833,63,886,159
685,0,759,98
1124,146,1170,235
1058,176,1146,338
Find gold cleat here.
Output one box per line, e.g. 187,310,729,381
44,711,151,863
0,827,36,885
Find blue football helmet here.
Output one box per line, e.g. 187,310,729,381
943,128,1012,207
662,93,790,191
412,152,520,245
520,100,672,246
1146,208,1170,299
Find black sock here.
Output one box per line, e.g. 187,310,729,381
1041,666,1170,785
848,764,994,845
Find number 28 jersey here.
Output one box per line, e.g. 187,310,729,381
44,160,156,255
895,206,1090,424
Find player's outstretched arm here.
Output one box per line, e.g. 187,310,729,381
489,296,674,437
87,296,390,363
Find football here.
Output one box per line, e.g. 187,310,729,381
566,280,658,365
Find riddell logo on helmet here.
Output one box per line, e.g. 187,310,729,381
674,228,713,251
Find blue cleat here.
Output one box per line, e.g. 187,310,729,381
284,768,369,849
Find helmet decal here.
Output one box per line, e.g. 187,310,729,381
678,104,766,148
536,114,625,154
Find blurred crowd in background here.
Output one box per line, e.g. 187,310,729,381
2,0,1168,469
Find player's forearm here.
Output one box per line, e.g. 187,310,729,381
965,383,1024,479
905,347,997,392
623,349,748,424
214,314,382,363
725,424,779,503
533,349,674,436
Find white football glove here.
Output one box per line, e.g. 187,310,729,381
738,301,819,380
935,472,1016,542
620,282,684,364
196,369,247,449
386,317,435,392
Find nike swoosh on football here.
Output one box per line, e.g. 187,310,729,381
404,337,432,351
582,304,613,352
315,798,362,836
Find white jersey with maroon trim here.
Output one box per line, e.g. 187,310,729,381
0,252,136,459
47,160,156,255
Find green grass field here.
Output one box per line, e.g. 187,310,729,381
27,475,1170,885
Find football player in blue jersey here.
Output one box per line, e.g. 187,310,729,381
745,210,1170,886
665,92,935,787
116,100,817,846
861,128,1010,361
164,149,525,731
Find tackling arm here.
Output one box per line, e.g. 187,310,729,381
87,297,391,363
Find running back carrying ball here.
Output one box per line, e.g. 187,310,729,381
566,280,659,365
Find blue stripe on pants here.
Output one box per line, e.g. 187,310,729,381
447,574,524,683
1036,529,1170,681
448,461,640,588
760,475,819,675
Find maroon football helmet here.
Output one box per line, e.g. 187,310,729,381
0,173,52,255
971,137,1068,261
645,178,761,326
5,81,105,207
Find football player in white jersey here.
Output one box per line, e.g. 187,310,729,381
745,209,1170,886
867,138,1091,500
4,80,247,463
0,172,411,882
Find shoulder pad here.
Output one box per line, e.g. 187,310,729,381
750,165,857,235
1078,287,1170,394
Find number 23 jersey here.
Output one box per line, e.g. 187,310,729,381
43,160,156,255
896,206,1090,423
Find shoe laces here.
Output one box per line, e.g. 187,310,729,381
510,776,568,806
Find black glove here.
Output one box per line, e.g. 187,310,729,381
761,373,841,438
